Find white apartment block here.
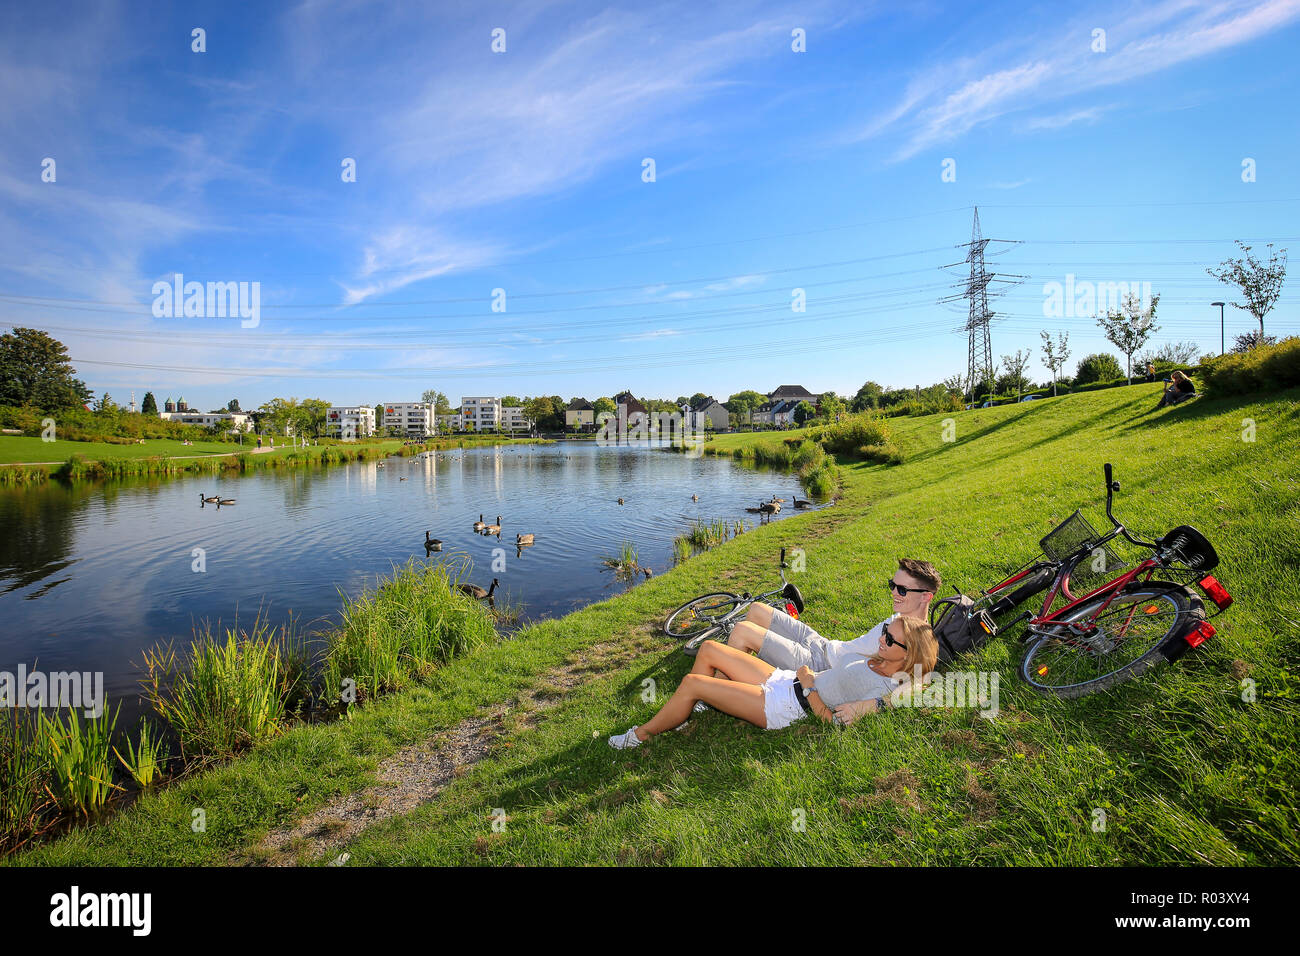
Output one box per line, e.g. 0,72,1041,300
383,401,434,438
159,411,253,433
326,405,375,440
459,396,501,432
501,405,529,433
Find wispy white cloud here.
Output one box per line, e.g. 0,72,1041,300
862,0,1300,159
1024,106,1110,130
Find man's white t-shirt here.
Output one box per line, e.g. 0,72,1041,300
823,613,899,668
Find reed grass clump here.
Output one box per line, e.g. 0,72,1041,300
1,713,53,850
320,557,496,705
141,618,307,762
37,705,121,816
113,719,168,788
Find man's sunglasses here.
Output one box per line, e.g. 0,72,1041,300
882,623,908,650
886,579,931,596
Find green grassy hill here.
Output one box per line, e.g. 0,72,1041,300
15,382,1299,865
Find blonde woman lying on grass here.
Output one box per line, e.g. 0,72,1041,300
609,616,939,748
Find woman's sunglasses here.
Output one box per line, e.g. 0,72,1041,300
882,624,908,650
886,579,931,596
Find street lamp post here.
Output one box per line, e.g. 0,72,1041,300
1212,301,1226,355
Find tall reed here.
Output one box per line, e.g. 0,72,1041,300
320,557,496,705
37,704,121,816
140,617,305,762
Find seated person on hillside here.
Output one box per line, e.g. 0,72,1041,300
1157,370,1196,408
608,617,938,748
724,558,941,673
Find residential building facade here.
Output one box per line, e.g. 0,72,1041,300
688,395,729,431
459,396,500,432
566,398,595,431
325,406,375,440
383,401,434,438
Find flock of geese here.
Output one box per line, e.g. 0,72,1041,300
200,493,236,508
744,492,812,516
427,488,815,604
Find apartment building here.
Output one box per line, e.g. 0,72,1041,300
501,405,529,433
325,405,375,440
459,396,500,432
383,401,434,438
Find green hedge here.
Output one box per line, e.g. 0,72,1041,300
1197,336,1300,397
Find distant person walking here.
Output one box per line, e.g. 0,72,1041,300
257,436,262,449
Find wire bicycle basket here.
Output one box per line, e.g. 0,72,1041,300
1040,509,1127,596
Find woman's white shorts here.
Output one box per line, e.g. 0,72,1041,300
761,669,808,731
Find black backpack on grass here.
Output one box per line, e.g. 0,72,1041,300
928,593,998,665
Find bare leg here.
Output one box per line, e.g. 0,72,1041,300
744,602,775,630
637,673,768,738
694,637,776,685
725,620,767,656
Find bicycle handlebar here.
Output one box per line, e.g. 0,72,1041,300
1101,462,1160,550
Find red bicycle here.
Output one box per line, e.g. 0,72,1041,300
963,463,1232,698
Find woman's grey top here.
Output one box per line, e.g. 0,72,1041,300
808,652,902,708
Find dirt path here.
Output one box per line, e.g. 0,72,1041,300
241,635,651,866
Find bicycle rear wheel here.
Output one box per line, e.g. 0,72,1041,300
1020,582,1202,698
664,592,744,640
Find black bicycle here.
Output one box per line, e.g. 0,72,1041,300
663,548,806,656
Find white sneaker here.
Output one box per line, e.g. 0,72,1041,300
692,701,710,713
608,726,643,749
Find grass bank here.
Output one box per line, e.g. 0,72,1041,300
0,435,550,484
11,382,1299,865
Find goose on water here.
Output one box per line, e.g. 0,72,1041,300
217,498,236,507
456,578,499,601
516,533,535,545
473,514,486,531
424,531,443,550
201,493,220,503
484,516,502,535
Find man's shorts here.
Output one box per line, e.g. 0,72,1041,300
761,669,808,731
758,607,833,671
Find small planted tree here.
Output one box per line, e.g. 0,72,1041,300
1039,330,1070,397
1097,292,1160,384
1000,348,1032,402
1207,241,1287,343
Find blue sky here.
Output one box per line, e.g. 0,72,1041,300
2,0,1298,411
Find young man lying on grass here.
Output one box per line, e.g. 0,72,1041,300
609,616,938,748
725,557,940,720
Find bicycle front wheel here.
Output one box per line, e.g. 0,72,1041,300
664,592,744,640
1020,582,1203,698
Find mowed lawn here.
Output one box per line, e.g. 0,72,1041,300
15,382,1300,866
0,436,243,464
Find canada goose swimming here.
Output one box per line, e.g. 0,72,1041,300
793,497,812,508
473,514,486,531
484,516,502,535
456,578,499,601
758,501,779,515
424,531,443,550
217,498,236,507
516,533,535,545
691,494,699,502
399,476,408,481
201,493,220,503
617,498,624,505
642,567,653,579
770,495,786,503
744,506,764,514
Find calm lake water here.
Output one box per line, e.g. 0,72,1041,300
0,440,807,726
